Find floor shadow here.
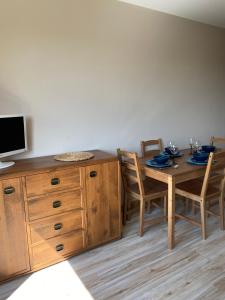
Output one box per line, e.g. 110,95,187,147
0,274,31,300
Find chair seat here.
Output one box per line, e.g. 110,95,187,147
130,177,167,198
176,178,220,199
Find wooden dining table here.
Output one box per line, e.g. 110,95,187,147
141,149,221,250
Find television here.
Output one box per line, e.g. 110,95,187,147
0,115,27,169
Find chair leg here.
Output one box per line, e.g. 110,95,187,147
123,193,128,225
200,201,207,240
127,196,132,221
139,199,145,237
164,195,167,218
185,198,189,214
147,201,151,213
192,201,196,215
219,191,225,230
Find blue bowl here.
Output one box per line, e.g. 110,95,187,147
193,151,209,162
153,155,169,164
165,147,179,156
165,147,172,155
201,145,216,153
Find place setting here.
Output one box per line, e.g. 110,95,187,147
146,141,182,169
187,138,216,166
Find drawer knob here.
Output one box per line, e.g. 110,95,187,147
54,223,63,230
90,171,97,178
51,178,60,185
55,244,64,252
4,186,15,195
52,200,61,208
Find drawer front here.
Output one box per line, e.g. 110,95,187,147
27,190,82,221
31,230,85,268
30,210,84,244
26,168,81,197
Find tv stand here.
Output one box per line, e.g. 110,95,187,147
0,161,15,169
0,150,121,283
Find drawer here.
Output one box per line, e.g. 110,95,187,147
31,230,85,268
26,167,81,197
30,210,84,244
27,190,82,221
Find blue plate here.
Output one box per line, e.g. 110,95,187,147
146,159,173,169
187,157,208,166
162,151,183,158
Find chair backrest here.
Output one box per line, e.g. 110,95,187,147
140,139,163,158
211,136,225,148
117,149,145,197
201,152,214,198
201,151,225,198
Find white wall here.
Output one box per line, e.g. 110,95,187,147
0,0,225,158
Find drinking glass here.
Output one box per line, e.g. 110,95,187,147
189,137,194,154
168,142,177,165
194,139,201,153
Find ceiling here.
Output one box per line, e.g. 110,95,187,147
120,0,225,29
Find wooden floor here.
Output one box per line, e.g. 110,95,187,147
1,206,225,300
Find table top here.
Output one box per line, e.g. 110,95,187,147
141,149,225,183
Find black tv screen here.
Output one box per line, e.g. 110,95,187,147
0,116,26,154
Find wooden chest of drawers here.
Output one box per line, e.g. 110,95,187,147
25,167,86,269
0,150,121,282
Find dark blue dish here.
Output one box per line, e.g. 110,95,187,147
187,157,208,166
163,148,182,157
201,145,216,153
193,151,209,162
165,147,172,155
153,154,169,164
146,159,172,169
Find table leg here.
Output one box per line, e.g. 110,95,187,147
168,176,175,249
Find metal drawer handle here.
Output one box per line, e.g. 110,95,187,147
90,171,97,178
55,244,64,252
4,186,15,195
54,223,63,230
52,200,61,208
51,178,60,185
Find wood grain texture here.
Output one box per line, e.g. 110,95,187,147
25,167,81,197
27,189,83,221
86,161,121,247
0,150,117,180
31,230,85,269
29,210,84,244
140,138,163,158
0,179,30,281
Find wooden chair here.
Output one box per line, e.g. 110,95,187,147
117,149,168,236
140,139,163,158
140,139,164,212
211,136,225,148
175,152,225,240
209,137,225,184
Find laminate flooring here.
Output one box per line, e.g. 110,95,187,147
1,207,225,300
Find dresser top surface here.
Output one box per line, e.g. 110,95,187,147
0,150,117,178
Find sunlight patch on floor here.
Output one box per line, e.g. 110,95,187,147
8,261,93,300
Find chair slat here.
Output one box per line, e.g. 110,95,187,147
125,173,138,184
140,138,163,158
123,161,136,172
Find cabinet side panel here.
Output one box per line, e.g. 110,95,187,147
86,161,121,247
103,161,121,239
0,179,30,281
